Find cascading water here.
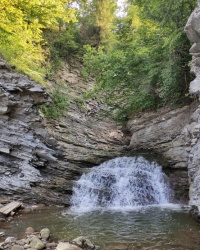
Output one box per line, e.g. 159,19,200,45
71,156,173,212
5,157,199,250
8,156,200,250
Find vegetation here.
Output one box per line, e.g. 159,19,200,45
0,0,76,82
40,83,69,118
0,0,197,120
83,0,197,122
77,0,117,47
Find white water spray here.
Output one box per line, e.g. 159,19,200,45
71,156,173,212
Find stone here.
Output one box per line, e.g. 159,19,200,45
0,106,9,115
24,244,30,249
72,236,95,249
189,42,200,53
190,77,200,95
40,228,50,240
29,237,45,250
185,8,200,96
0,147,10,154
25,227,35,234
56,242,82,250
183,5,200,212
185,8,200,42
11,245,25,250
17,239,30,245
46,242,57,248
0,242,4,250
5,237,17,243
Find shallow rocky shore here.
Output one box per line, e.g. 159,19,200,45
0,227,96,250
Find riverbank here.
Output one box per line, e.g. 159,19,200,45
0,225,96,250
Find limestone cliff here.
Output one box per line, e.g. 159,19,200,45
0,60,125,205
184,7,200,209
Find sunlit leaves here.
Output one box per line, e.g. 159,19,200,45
83,0,197,122
0,0,76,82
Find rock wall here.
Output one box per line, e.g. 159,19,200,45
185,7,200,95
127,104,198,202
0,60,125,206
185,6,200,209
43,58,126,167
127,105,197,169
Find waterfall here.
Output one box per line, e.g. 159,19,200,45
71,156,173,212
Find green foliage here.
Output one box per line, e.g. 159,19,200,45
0,0,76,82
41,83,68,118
78,0,117,47
83,0,196,122
43,23,82,77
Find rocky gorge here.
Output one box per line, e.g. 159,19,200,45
0,56,193,206
0,59,125,206
1,5,200,213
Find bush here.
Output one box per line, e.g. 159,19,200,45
41,83,68,118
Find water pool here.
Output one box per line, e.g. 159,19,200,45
1,205,200,250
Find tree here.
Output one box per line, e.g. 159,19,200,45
83,0,197,122
78,0,117,47
0,0,76,82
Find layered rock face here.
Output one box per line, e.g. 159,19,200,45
185,7,200,94
185,6,200,208
0,62,71,205
128,105,197,169
44,58,126,167
127,104,198,202
0,60,125,205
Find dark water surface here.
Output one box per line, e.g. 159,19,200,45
1,205,200,249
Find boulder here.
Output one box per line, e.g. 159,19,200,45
5,237,16,243
185,8,200,95
25,227,35,234
40,228,50,240
72,236,95,250
56,242,82,250
29,237,45,250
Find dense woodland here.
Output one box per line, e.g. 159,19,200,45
0,0,197,121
